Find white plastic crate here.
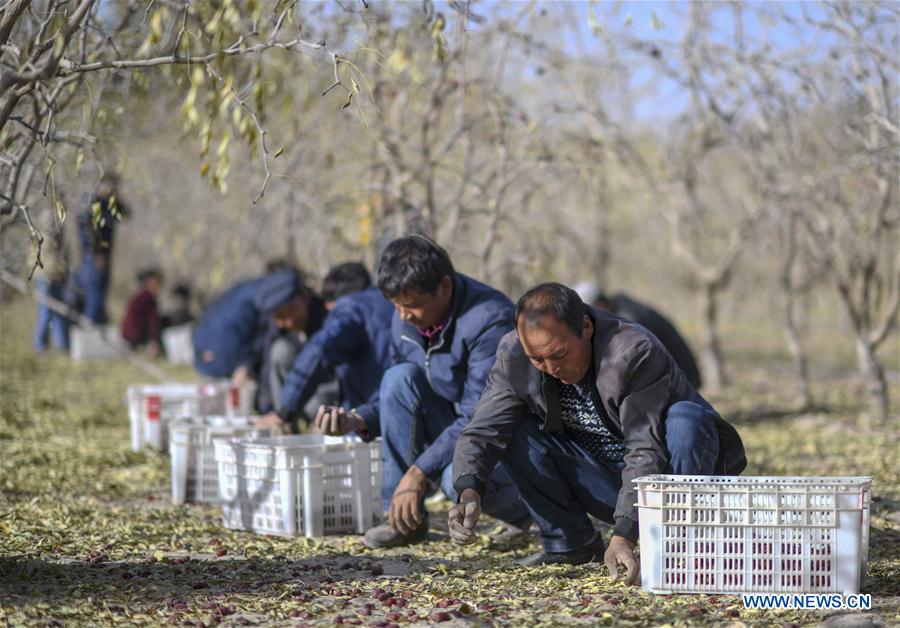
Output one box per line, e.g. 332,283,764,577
70,325,128,361
162,324,194,365
635,475,872,595
214,434,382,537
170,417,272,505
126,381,257,452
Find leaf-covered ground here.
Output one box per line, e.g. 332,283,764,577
1,298,898,627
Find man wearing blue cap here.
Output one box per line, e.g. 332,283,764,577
192,268,326,410
257,262,394,433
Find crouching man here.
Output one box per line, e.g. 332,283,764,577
318,236,530,548
448,283,745,583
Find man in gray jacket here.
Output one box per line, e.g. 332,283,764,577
449,283,745,583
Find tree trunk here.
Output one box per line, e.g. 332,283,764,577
855,337,889,423
780,214,813,409
783,297,812,409
699,282,726,393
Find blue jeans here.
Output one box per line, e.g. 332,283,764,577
500,400,720,552
33,277,71,351
81,259,109,324
379,363,528,525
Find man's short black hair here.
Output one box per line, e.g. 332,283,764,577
376,235,455,298
137,267,161,283
322,262,371,302
515,283,587,338
172,283,191,299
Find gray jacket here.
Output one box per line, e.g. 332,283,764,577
453,309,746,542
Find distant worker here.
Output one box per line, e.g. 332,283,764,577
574,282,702,390
121,268,163,357
257,262,394,433
192,269,326,411
77,173,129,324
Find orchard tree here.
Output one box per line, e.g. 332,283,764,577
0,0,356,276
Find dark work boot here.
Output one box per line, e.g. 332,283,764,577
515,530,606,566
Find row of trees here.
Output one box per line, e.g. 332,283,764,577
1,1,897,420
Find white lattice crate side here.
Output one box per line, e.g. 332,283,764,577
213,438,294,535
311,441,379,534
217,471,286,534
256,435,380,536
213,435,382,537
70,326,127,362
635,475,872,595
170,417,270,505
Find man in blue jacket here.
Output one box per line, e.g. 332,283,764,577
193,269,325,409
318,236,529,548
256,262,393,432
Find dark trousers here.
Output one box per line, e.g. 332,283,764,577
379,363,528,524
500,400,720,552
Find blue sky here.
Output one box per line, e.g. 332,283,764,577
432,0,842,122
567,1,837,120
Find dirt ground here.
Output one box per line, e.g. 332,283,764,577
1,298,898,627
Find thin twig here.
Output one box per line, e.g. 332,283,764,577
205,64,274,204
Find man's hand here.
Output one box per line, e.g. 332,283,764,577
146,341,161,359
604,535,640,585
389,465,427,535
448,488,482,544
231,365,249,387
312,405,365,436
256,412,291,434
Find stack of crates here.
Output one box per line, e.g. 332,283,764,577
170,416,271,505
127,381,257,452
214,434,382,538
635,475,872,595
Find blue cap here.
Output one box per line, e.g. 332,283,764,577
255,269,303,314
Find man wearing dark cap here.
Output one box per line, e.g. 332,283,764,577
257,273,328,418
257,262,394,433
192,269,325,411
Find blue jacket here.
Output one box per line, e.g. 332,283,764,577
192,271,300,378
373,273,514,481
277,287,394,420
